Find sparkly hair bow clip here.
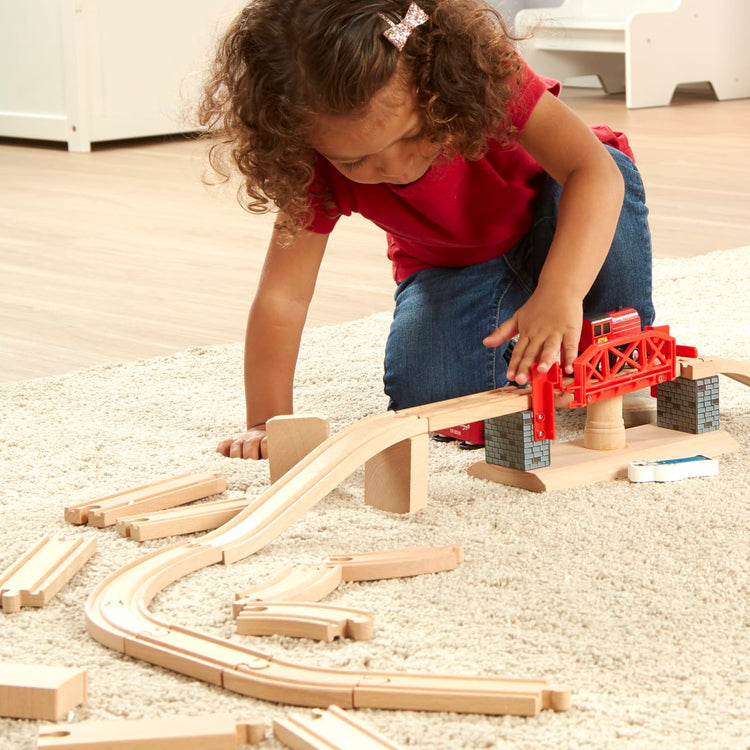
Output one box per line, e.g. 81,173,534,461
378,3,429,51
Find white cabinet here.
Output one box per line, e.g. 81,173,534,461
515,0,750,108
0,0,245,151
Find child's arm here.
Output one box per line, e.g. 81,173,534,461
483,90,625,385
217,221,329,459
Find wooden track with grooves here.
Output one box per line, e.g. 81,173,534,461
84,358,748,715
678,356,750,387
86,388,576,716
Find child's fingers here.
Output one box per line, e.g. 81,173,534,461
216,438,234,457
230,438,258,459
218,432,268,460
483,316,518,348
508,334,561,385
561,334,580,374
537,336,563,374
258,435,269,460
506,335,533,384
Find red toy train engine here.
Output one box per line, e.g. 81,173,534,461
578,308,643,354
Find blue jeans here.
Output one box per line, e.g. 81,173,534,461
383,146,654,410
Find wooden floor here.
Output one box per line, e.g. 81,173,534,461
2,84,749,382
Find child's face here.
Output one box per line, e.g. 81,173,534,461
309,74,440,186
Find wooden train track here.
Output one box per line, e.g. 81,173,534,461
678,356,750,387
1,536,97,614
84,356,749,716
86,388,576,716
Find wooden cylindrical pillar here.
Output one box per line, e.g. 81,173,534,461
583,396,626,451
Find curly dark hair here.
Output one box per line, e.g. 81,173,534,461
198,0,523,233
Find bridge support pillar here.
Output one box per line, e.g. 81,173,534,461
485,410,550,471
364,434,429,514
583,396,626,451
657,375,720,433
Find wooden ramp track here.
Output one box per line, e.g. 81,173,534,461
86,388,574,717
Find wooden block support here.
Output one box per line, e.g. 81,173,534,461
0,664,87,721
273,705,401,750
37,714,266,748
0,536,97,614
267,415,331,484
64,473,226,527
364,434,429,514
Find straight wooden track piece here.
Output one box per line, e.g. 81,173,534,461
398,387,531,432
353,674,571,715
64,472,226,527
0,663,87,720
0,536,97,613
37,714,265,748
236,602,373,642
273,705,400,750
326,545,464,581
267,414,331,484
233,565,343,616
117,497,251,541
469,424,739,492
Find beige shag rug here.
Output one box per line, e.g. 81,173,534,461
1,248,748,750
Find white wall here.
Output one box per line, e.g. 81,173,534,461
490,0,564,25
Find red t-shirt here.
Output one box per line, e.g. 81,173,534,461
306,63,632,283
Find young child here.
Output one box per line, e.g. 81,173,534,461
202,0,654,460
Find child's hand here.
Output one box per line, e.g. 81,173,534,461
216,425,268,460
483,291,583,386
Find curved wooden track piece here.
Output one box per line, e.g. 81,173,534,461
233,545,463,614
85,390,570,717
232,546,463,640
236,602,373,642
233,565,344,615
